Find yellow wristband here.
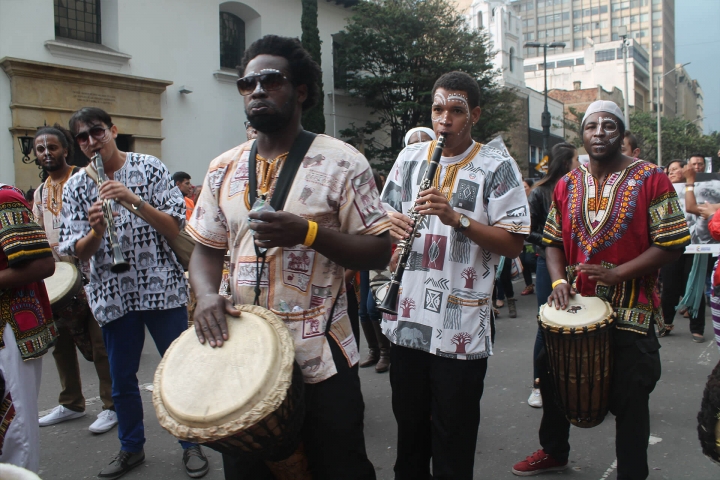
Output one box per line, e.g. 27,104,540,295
90,228,102,239
303,220,318,247
551,279,568,289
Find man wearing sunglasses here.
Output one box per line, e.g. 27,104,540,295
58,107,210,479
187,35,392,479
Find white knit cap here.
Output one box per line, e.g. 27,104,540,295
581,100,625,129
404,127,436,146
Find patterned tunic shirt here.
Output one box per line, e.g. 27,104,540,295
58,153,188,326
379,137,530,359
543,160,690,333
0,184,57,359
188,135,391,384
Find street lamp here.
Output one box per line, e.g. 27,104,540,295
525,41,566,161
618,26,630,129
656,61,690,167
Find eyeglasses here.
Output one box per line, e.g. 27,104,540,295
74,125,109,145
236,72,289,96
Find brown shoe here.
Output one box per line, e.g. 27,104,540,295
508,298,517,318
359,321,379,368
372,320,390,373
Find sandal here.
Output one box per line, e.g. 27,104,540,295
659,324,674,337
521,284,535,296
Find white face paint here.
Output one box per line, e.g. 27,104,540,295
597,116,620,144
448,93,471,136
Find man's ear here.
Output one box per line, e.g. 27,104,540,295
471,106,482,126
296,84,308,106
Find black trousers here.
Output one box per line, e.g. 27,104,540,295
222,338,376,480
537,327,661,480
390,344,488,480
660,254,706,334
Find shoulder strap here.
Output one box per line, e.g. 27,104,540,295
248,130,317,211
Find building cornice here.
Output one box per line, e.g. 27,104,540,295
0,57,172,94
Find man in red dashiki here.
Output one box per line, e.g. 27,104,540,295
0,184,57,472
512,101,690,479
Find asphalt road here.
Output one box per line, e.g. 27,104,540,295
36,284,720,479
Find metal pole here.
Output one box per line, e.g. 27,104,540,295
541,45,550,159
656,74,662,167
623,38,630,129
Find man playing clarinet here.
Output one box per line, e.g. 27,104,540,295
380,71,530,480
512,101,690,478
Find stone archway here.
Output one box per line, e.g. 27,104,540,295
1,58,172,189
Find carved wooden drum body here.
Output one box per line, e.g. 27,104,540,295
539,295,615,428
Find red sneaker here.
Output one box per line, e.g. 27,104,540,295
512,449,568,476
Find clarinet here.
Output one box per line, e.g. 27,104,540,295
378,134,446,315
93,152,131,274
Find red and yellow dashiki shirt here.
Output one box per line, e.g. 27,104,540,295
0,185,56,360
543,160,690,334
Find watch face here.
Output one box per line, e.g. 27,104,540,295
460,215,470,228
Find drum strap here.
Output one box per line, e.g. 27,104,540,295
247,130,317,305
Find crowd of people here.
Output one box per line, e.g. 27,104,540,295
0,33,718,480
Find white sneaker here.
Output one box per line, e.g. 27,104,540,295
528,388,543,408
38,405,86,426
89,409,118,434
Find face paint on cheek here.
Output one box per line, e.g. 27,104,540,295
448,93,471,135
598,116,620,144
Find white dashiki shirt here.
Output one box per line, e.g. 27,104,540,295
187,134,391,384
380,136,530,360
58,153,188,326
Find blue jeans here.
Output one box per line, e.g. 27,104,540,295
359,271,380,323
102,307,194,453
533,256,552,381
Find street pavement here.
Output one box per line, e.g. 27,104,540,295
36,282,719,479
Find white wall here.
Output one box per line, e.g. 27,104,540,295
0,0,369,187
523,40,651,110
526,87,564,137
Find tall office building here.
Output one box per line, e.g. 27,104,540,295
509,0,677,118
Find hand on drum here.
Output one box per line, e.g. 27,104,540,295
247,210,309,248
576,263,621,286
194,293,240,347
547,283,576,310
387,211,414,242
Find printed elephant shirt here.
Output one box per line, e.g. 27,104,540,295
187,134,391,384
58,153,188,326
380,137,530,360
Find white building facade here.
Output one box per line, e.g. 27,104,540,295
524,38,651,114
0,0,367,190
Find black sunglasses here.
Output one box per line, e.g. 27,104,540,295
236,72,289,96
74,125,109,144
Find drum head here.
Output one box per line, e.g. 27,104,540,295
155,305,295,437
44,262,80,305
540,295,612,329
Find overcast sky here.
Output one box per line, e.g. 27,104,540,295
676,0,720,134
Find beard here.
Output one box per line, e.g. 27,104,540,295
41,157,65,172
245,97,296,134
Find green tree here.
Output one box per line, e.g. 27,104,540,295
336,0,518,169
628,111,718,165
300,0,325,134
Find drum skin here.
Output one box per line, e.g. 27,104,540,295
153,304,310,477
44,262,82,311
539,296,615,428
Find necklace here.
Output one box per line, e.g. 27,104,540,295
429,141,482,201
244,152,289,209
45,166,73,216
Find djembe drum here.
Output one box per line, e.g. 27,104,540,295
539,295,615,428
44,261,94,361
153,304,310,479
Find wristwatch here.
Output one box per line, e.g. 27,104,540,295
132,198,145,211
454,214,470,232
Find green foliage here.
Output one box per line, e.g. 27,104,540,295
560,107,583,149
336,0,519,170
628,111,719,165
300,0,325,134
